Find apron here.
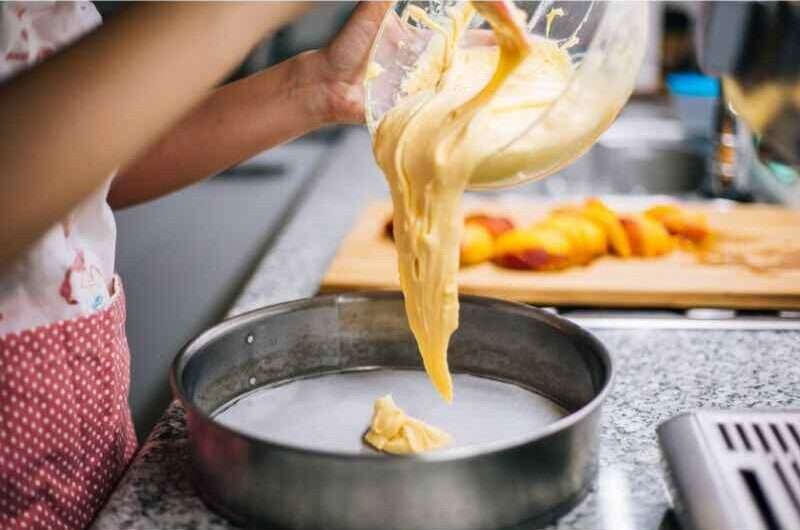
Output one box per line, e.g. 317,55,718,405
0,277,137,530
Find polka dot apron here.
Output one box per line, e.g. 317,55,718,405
0,277,137,530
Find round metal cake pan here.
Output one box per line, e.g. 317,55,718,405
171,292,613,530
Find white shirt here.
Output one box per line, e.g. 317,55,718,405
0,1,116,335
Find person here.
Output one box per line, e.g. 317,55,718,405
0,2,389,529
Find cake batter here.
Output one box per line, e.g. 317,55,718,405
371,2,623,403
364,395,451,454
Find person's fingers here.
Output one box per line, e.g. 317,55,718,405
339,0,393,46
354,1,393,24
325,1,392,76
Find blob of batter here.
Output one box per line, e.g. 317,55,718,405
364,395,451,454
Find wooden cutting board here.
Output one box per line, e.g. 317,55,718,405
320,200,800,309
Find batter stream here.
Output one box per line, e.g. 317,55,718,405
372,3,582,403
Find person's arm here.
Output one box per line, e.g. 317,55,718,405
107,50,327,209
109,1,391,209
0,2,311,268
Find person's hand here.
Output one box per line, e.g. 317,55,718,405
295,2,392,125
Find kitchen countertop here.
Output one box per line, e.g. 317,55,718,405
90,128,800,530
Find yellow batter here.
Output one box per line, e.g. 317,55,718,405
364,395,451,454
372,3,622,402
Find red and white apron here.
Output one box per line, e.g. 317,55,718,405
0,6,137,529
0,278,136,530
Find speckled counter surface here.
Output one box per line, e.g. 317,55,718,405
90,129,800,530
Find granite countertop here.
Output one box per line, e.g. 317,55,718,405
90,128,800,530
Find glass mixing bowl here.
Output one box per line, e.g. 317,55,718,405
365,1,649,189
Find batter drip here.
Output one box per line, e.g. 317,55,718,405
373,3,578,402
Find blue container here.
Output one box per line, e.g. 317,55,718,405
666,73,720,138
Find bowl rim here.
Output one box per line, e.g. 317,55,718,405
170,290,614,463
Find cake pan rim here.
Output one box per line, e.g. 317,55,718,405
170,290,614,462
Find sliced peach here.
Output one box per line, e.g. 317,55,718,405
537,213,608,265
580,199,632,258
644,204,682,220
645,204,710,243
572,215,608,257
464,213,515,238
620,215,673,257
461,222,494,266
493,227,572,271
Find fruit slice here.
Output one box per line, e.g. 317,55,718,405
579,198,632,258
493,227,572,270
461,222,494,266
537,213,608,265
645,204,710,243
464,213,515,238
620,215,673,257
643,204,682,221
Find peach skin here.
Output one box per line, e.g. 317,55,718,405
645,204,711,244
620,215,673,257
493,227,572,271
465,213,515,238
